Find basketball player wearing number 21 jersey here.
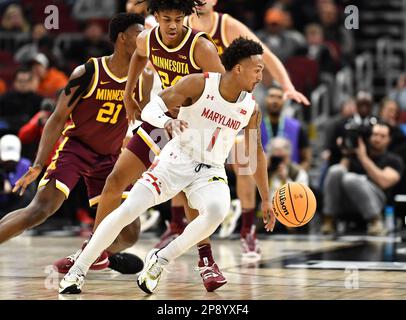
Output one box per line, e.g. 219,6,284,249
59,38,276,295
0,14,149,275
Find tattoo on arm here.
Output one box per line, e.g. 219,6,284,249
64,60,95,107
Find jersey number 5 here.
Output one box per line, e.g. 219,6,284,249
96,102,123,124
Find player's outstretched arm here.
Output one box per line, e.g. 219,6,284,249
13,62,94,195
124,29,149,122
194,37,225,74
225,16,310,106
244,104,275,232
141,73,205,136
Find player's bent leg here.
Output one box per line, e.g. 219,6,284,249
147,183,230,293
0,180,65,244
54,149,147,274
60,183,158,294
94,148,147,229
155,192,187,249
181,191,225,289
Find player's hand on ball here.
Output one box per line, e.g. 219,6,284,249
262,200,275,232
164,119,188,137
12,164,42,196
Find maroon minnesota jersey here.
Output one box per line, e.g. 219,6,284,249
185,12,230,56
146,25,213,89
63,56,144,155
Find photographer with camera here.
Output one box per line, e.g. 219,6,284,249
325,91,377,167
321,121,404,235
268,137,309,198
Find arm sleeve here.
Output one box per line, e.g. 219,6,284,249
141,95,173,128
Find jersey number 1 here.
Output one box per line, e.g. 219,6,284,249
206,127,221,152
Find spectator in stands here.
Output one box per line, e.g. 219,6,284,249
72,0,117,20
256,7,305,63
0,3,30,32
317,1,354,63
269,0,319,31
325,91,378,166
321,121,404,236
304,23,338,74
66,21,113,65
0,135,34,218
267,137,309,197
322,97,356,165
379,98,406,161
126,0,156,29
30,53,68,98
14,23,63,68
0,78,6,95
0,67,42,137
389,73,406,115
18,98,57,162
261,85,312,170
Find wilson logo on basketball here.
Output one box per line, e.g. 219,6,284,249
278,186,290,216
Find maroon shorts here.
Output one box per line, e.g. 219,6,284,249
38,137,128,207
126,122,169,168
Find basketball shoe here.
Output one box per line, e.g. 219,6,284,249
198,258,227,292
59,270,85,294
53,239,109,274
154,220,187,249
137,249,168,294
241,225,261,259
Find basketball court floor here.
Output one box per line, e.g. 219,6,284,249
1,232,406,300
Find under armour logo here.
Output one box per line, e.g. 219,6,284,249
240,108,247,115
206,94,214,100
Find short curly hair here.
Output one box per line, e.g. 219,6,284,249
148,0,205,16
221,37,264,71
108,13,145,43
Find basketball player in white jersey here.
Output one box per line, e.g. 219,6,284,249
59,37,275,294
150,0,310,259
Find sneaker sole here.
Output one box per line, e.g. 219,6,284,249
205,279,227,292
59,284,82,294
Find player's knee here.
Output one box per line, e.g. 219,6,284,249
105,171,127,194
24,202,55,227
206,199,230,224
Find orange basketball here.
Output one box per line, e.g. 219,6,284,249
271,182,317,227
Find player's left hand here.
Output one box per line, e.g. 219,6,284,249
262,200,276,232
283,89,310,106
164,119,188,138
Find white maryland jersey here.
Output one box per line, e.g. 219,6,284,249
171,72,256,166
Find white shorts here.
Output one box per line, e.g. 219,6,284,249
137,140,229,207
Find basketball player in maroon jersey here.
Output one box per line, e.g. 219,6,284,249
0,14,152,273
183,0,311,258
60,0,227,292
